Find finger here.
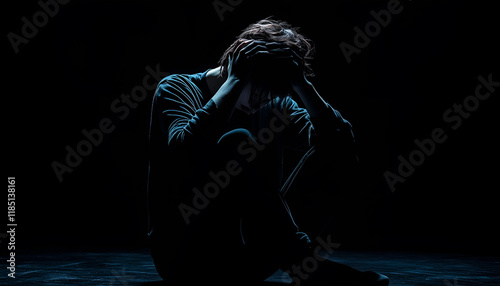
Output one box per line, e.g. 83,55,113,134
240,41,299,59
248,40,269,46
233,39,253,55
265,42,285,49
265,41,299,52
266,41,294,48
243,41,266,51
246,51,276,63
227,54,233,69
287,47,304,61
270,48,304,68
267,46,303,60
244,44,271,59
238,39,266,51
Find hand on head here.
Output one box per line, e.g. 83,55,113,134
228,40,304,84
228,40,306,114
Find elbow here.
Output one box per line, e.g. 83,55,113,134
167,132,186,150
167,129,198,151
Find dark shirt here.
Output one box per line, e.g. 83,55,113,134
147,70,354,239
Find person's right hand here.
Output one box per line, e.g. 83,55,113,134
226,40,276,82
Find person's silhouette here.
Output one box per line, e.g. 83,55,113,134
147,18,389,285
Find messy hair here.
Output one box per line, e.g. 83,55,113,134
218,18,315,78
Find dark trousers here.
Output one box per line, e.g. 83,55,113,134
151,128,310,284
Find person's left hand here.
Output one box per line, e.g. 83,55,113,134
259,42,311,92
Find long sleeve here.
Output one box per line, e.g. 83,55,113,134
282,97,355,153
154,74,226,149
279,96,358,197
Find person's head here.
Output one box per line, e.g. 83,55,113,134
218,18,315,79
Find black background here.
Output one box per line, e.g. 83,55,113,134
4,0,499,254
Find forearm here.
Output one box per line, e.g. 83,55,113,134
173,76,243,145
210,76,243,112
293,80,331,121
159,75,244,148
293,80,353,139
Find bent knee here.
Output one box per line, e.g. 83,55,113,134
217,128,254,147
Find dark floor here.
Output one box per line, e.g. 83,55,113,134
2,249,499,285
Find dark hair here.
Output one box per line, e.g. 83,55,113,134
218,18,315,78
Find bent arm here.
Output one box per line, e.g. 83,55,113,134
285,81,357,166
292,80,351,136
156,75,243,149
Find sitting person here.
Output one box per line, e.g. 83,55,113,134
147,18,389,285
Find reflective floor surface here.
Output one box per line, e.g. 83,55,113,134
2,248,499,285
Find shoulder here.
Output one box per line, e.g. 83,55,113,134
157,73,196,91
155,71,207,98
275,96,303,112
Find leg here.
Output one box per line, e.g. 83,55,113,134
152,128,312,284
216,129,310,278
